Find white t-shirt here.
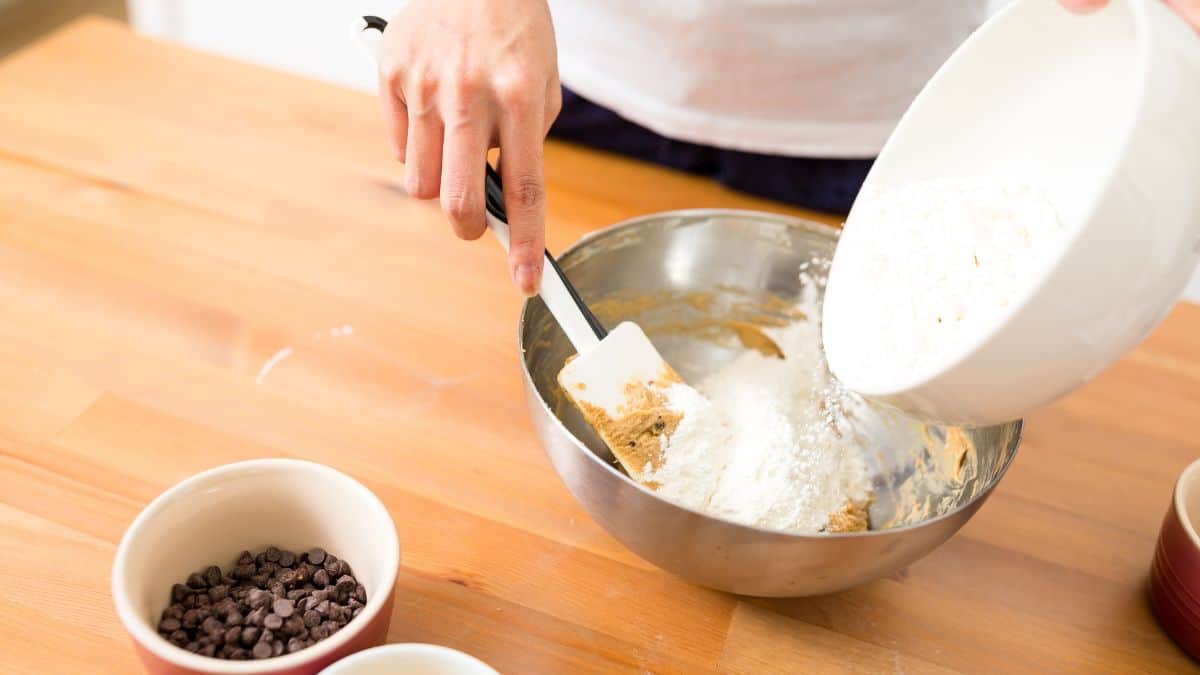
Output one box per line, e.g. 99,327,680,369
547,1,997,157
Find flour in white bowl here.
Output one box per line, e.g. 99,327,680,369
644,281,872,534
823,178,1065,390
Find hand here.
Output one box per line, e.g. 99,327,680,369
377,0,562,296
1059,0,1200,33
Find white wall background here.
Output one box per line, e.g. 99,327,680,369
128,0,1200,304
127,0,387,92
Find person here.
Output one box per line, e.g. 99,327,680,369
374,0,1200,296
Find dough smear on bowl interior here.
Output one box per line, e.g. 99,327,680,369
560,275,873,534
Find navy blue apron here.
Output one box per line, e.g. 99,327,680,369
548,87,874,215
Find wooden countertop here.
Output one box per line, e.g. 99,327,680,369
1,17,1197,674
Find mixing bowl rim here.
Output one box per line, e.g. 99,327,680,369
518,207,1023,539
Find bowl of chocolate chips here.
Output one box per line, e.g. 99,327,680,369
112,459,400,674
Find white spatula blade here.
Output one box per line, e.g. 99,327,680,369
557,322,673,418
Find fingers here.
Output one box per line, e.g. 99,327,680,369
404,75,444,200
377,70,409,162
498,97,548,297
1058,0,1109,12
1165,0,1200,33
440,113,489,241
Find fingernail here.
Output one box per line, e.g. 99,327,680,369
514,264,537,297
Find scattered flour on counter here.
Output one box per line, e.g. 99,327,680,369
824,178,1065,387
643,282,872,534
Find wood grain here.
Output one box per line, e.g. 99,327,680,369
0,17,1196,674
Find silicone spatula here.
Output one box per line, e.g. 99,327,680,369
356,16,693,481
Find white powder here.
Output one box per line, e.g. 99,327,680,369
644,282,872,534
824,178,1065,389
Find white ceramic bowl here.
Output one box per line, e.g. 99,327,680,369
824,0,1200,425
112,459,401,675
319,644,497,675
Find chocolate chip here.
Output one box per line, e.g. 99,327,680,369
284,616,304,636
272,640,284,657
182,609,202,629
195,594,211,608
287,637,305,653
237,550,253,565
223,626,240,645
268,581,285,598
312,569,329,588
246,607,266,627
315,600,330,617
303,610,320,628
171,584,191,603
186,572,207,590
322,555,338,572
328,604,348,623
265,546,281,563
274,598,295,618
255,552,267,565
333,575,355,602
159,617,181,633
247,589,271,609
208,584,229,602
259,629,275,644
168,629,188,646
286,589,307,602
201,617,223,635
232,564,255,580
200,644,217,657
231,647,249,660
203,565,222,587
240,626,260,646
278,550,296,568
225,609,243,626
185,641,200,653
352,606,363,619
264,613,283,631
306,548,326,565
251,642,272,659
353,584,367,604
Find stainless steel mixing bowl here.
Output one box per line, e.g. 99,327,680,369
519,209,1021,596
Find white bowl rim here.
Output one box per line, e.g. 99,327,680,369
317,643,498,674
111,458,401,673
518,208,1022,540
1174,458,1200,551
